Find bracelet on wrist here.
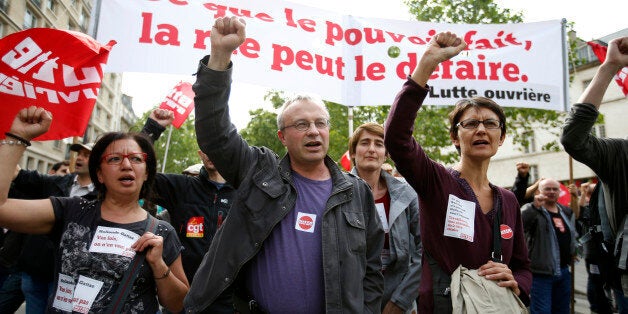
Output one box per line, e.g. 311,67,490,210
154,267,171,280
5,132,31,147
0,139,29,147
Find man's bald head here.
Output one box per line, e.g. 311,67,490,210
539,178,561,204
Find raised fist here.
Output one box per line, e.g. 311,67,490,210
9,106,52,141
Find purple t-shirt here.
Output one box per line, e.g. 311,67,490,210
245,171,331,313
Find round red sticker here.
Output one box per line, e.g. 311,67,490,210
500,224,513,239
298,216,314,230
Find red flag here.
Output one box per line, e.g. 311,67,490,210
587,41,628,96
0,28,115,140
159,81,195,128
557,182,571,206
339,150,351,171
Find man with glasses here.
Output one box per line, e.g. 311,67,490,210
184,17,384,313
521,178,577,314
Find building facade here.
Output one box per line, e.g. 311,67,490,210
488,28,628,189
0,0,136,172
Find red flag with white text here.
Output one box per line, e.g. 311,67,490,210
587,41,628,97
158,81,195,128
0,28,115,140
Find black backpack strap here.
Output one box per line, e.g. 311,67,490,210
492,207,503,263
107,214,160,314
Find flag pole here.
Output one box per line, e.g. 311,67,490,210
561,18,576,314
69,137,79,173
161,125,173,173
569,155,575,314
90,0,103,38
560,18,570,112
348,106,354,137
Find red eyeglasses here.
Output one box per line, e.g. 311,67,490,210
101,152,147,165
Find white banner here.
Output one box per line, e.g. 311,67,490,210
95,0,566,110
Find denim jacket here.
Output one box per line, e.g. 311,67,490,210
184,56,384,313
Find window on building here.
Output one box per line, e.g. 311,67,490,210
78,11,84,28
0,0,8,13
30,0,42,9
83,125,91,143
523,131,536,154
79,9,88,30
46,0,56,13
53,140,63,150
27,156,36,170
24,9,38,29
37,160,45,173
529,165,539,184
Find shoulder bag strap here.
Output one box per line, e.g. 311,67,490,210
492,207,503,263
107,214,160,314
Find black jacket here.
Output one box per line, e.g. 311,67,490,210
511,173,531,206
142,117,235,282
153,168,235,281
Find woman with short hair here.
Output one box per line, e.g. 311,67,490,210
384,32,531,313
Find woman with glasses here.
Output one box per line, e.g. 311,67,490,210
384,32,531,312
0,107,188,313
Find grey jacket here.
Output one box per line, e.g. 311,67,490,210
352,169,422,311
184,57,385,313
521,203,576,276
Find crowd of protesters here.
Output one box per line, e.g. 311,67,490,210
0,15,626,314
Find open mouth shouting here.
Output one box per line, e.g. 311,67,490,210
472,139,490,146
118,174,136,186
305,140,323,151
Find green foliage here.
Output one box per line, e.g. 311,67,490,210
414,106,460,163
240,108,286,155
130,110,199,174
405,0,523,24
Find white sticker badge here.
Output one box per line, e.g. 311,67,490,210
443,194,476,242
52,274,75,312
295,212,317,233
89,226,140,258
52,274,104,314
72,275,104,314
